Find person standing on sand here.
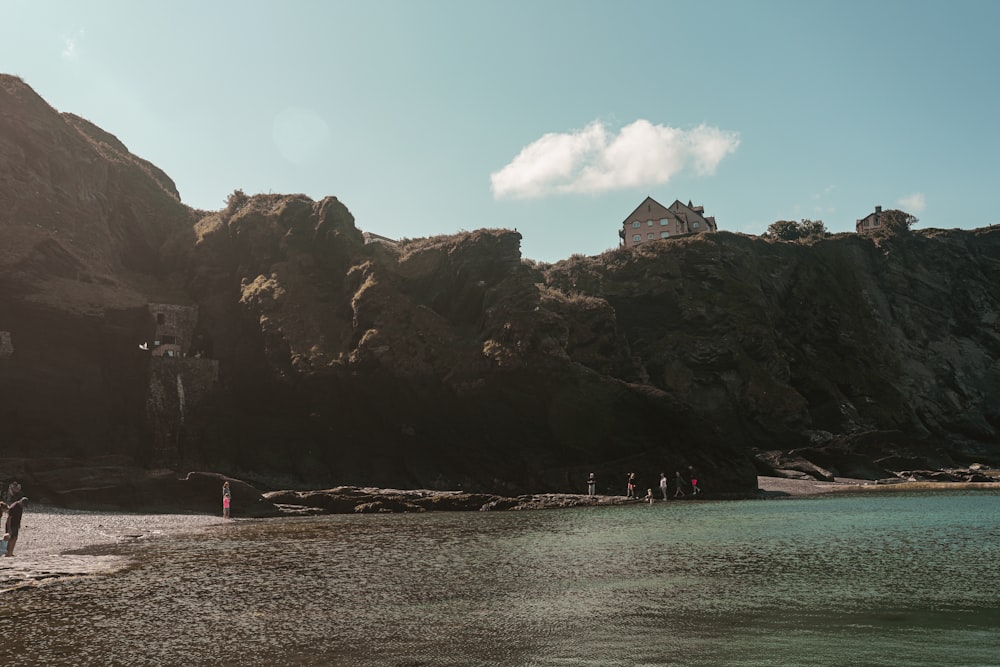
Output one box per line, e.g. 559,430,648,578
659,473,669,501
626,472,636,498
5,497,26,556
222,481,231,519
6,479,21,504
673,472,686,498
587,473,596,497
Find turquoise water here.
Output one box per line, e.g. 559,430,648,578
1,492,998,666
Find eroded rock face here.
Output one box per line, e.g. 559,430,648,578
545,230,1000,478
3,74,999,506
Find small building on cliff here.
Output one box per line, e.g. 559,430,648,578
148,303,199,357
619,196,717,248
856,206,883,233
362,231,398,246
144,302,219,468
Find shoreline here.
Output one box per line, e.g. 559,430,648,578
4,477,998,592
0,507,223,592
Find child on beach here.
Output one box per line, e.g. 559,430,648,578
222,481,231,519
0,533,9,556
645,488,654,505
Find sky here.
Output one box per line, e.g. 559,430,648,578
2,0,999,262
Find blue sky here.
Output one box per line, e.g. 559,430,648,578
3,0,998,262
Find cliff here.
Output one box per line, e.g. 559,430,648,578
2,75,998,507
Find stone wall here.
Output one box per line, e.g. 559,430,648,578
145,356,219,467
148,303,198,357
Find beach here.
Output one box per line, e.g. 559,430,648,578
0,506,223,592
3,475,996,593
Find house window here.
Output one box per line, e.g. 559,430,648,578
156,313,165,325
632,234,641,242
660,219,669,225
661,231,669,238
647,232,654,240
692,222,700,229
632,221,640,228
647,220,653,227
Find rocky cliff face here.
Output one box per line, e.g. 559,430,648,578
544,228,1000,479
2,75,998,504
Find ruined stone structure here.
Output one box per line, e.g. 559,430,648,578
144,303,218,467
148,303,198,357
146,356,219,468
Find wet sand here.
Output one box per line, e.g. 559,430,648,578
4,478,995,592
0,506,223,592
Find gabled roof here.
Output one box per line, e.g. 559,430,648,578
621,196,669,224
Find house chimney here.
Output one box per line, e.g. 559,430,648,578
875,205,882,213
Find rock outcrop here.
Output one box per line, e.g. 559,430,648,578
2,74,999,509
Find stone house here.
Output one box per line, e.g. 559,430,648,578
148,303,198,358
619,196,717,248
856,206,883,233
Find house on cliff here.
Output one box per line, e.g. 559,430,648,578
148,303,199,357
362,231,398,246
856,206,883,233
618,196,717,248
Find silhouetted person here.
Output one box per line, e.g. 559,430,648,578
626,472,636,498
6,497,26,556
5,479,21,504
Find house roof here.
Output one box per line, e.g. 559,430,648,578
621,196,671,224
621,196,714,230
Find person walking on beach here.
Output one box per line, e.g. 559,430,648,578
659,472,669,501
222,481,231,519
691,476,700,495
5,497,26,556
673,472,686,498
587,473,596,497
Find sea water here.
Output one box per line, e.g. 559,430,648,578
0,491,998,666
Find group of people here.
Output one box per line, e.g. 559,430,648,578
0,479,26,557
585,469,701,502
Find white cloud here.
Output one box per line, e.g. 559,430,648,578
490,119,740,199
61,29,84,60
897,192,926,214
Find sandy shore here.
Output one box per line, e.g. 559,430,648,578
4,478,996,591
0,506,224,592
